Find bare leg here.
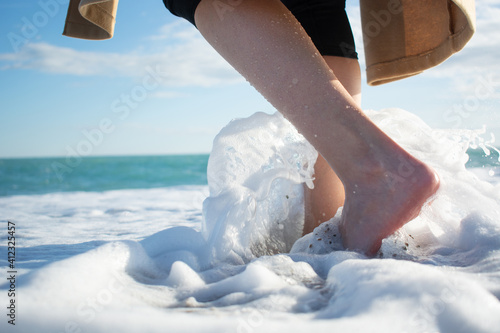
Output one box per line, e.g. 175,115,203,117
303,56,361,235
194,0,439,255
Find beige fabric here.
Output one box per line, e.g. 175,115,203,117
63,0,119,40
62,0,475,86
361,0,476,85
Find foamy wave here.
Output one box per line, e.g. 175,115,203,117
2,109,500,333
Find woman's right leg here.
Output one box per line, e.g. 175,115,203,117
194,0,439,255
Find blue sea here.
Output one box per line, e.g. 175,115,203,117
1,109,500,333
0,154,209,197
0,149,498,197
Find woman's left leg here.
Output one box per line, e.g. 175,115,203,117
303,55,361,234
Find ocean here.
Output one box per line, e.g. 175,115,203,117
0,154,209,197
1,109,500,333
1,144,498,198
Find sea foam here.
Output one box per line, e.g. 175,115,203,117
2,108,500,333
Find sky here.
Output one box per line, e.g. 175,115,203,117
0,0,499,158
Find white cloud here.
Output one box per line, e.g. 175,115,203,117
421,1,500,82
2,2,498,93
0,43,131,76
148,90,188,99
0,21,243,87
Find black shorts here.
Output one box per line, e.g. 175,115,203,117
162,0,358,59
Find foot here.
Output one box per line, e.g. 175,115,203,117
339,157,440,256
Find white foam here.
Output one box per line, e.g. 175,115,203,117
2,108,500,333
